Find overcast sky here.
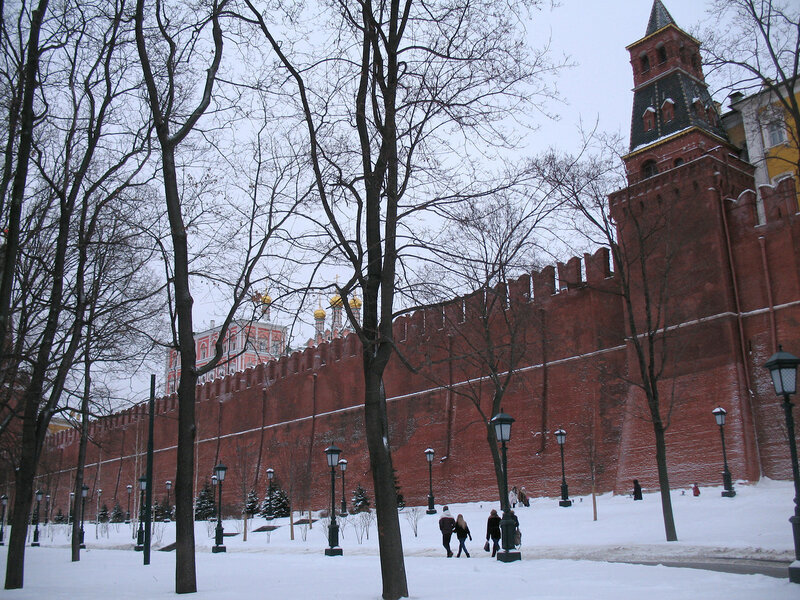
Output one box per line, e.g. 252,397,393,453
528,0,717,156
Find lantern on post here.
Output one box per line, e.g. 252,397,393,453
212,463,227,553
764,347,800,583
711,407,736,497
490,411,521,563
324,445,343,556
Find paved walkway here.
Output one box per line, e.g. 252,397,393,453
522,544,793,579
608,557,790,578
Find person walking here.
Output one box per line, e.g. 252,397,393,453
485,509,501,557
633,479,643,500
508,486,518,509
518,486,529,507
439,506,456,557
454,514,472,557
692,483,700,497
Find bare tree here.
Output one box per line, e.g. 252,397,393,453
532,142,684,542
415,189,558,504
135,0,308,591
3,0,156,587
240,1,561,596
0,0,48,358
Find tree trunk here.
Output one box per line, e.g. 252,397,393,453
161,145,199,594
654,423,677,541
364,370,408,600
3,410,36,589
71,362,91,562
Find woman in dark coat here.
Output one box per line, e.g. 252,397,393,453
485,509,501,557
633,479,643,500
454,514,472,557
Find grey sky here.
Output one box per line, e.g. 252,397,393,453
528,0,714,155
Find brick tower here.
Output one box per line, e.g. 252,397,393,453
609,0,762,487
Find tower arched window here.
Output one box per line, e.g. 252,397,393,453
642,160,658,179
640,53,650,73
657,44,667,64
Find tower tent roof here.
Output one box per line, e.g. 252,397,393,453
646,0,676,36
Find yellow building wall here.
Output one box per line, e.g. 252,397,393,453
763,89,800,208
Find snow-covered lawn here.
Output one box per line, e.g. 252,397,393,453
2,479,798,599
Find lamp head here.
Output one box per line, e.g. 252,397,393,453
712,406,727,426
490,411,515,443
325,445,342,468
424,448,434,463
765,347,799,396
554,428,567,446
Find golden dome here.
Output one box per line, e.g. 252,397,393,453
330,294,343,307
349,296,362,309
261,292,272,305
314,306,326,319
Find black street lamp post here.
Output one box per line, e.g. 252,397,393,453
338,459,348,516
45,494,50,526
0,494,6,546
135,477,146,551
165,480,172,521
69,492,75,524
765,347,800,584
425,448,436,514
491,411,521,563
324,445,343,556
125,484,132,524
212,463,227,553
79,484,88,549
266,468,274,520
554,429,572,507
712,407,736,497
32,489,43,546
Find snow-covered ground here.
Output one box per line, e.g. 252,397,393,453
2,479,798,599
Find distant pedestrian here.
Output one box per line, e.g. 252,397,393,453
692,483,700,497
519,486,530,507
439,506,456,557
508,486,518,509
633,479,643,500
486,509,501,557
510,510,521,547
454,514,472,557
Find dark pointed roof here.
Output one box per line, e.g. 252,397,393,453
646,0,676,36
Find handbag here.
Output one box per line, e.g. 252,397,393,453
514,529,521,546
483,540,490,552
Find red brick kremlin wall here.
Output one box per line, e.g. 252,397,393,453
35,175,800,518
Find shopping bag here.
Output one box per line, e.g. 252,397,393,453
483,540,490,552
